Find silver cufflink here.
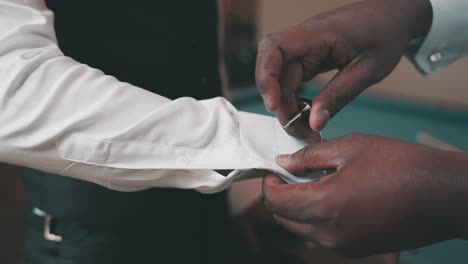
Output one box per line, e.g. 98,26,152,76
429,51,443,63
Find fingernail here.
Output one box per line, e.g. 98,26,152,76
276,154,290,166
311,109,329,132
262,95,273,112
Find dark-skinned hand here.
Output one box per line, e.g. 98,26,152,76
232,197,400,264
263,133,468,257
256,0,433,133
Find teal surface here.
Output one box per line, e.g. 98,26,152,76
230,86,468,264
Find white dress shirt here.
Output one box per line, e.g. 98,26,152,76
407,0,468,74
0,0,309,193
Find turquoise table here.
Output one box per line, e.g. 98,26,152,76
230,86,468,264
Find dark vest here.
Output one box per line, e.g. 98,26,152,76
22,1,230,262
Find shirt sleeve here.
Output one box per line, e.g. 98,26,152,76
406,0,468,75
0,0,307,193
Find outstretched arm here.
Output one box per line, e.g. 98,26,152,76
0,0,304,193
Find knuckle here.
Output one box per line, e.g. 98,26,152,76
359,57,383,83
341,133,367,147
310,190,344,222
324,237,359,257
322,86,348,114
298,146,313,164
317,232,344,251
311,200,333,220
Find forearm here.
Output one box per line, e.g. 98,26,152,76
0,1,169,183
421,148,468,240
448,151,468,239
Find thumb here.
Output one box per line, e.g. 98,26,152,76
276,141,338,174
309,55,378,132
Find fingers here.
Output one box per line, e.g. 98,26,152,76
275,61,303,125
276,142,339,174
255,41,283,112
309,54,377,131
263,173,286,187
236,214,262,256
272,213,315,239
256,32,293,112
256,27,322,112
262,174,326,222
263,143,338,222
277,94,321,143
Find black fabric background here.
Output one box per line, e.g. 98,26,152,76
22,1,230,263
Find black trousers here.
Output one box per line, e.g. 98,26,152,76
23,210,231,264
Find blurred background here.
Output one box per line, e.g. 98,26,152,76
2,1,467,263
223,0,468,109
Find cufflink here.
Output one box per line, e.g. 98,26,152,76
429,51,444,63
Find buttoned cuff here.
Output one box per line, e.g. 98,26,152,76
406,0,468,75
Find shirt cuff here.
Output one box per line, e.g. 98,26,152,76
406,0,468,75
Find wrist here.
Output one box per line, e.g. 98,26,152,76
417,148,468,240
435,150,468,240
452,151,468,239
372,0,433,40
403,0,433,39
